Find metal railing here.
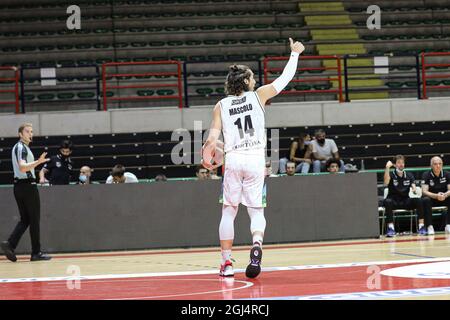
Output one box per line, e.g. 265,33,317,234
101,61,183,110
19,64,101,112
4,51,450,113
263,55,344,102
0,67,19,113
421,51,450,99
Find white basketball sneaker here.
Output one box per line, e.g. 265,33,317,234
219,260,234,277
427,225,435,235
445,225,450,234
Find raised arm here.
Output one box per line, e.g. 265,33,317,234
256,38,305,106
384,161,393,186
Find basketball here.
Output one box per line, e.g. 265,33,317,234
201,140,224,170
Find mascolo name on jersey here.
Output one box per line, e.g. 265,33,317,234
229,103,253,116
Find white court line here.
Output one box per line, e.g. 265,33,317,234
253,286,450,300
103,278,254,300
1,256,450,284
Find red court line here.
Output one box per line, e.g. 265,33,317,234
1,261,449,300
1,236,446,262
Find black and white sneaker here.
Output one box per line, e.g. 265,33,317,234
30,252,52,262
245,245,262,279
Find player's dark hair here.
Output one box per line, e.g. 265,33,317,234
314,129,326,136
60,139,73,150
111,164,125,177
225,64,252,96
393,154,405,163
325,158,340,169
298,132,310,143
155,174,167,182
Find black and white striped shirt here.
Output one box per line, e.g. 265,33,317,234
11,141,35,180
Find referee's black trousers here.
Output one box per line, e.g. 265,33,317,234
7,183,41,254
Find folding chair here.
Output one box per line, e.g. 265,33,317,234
380,188,418,236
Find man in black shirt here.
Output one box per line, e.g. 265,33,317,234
383,155,427,237
421,156,450,234
39,140,74,185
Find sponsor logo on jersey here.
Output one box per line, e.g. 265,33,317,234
231,96,246,105
233,139,262,150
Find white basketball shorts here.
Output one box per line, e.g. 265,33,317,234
220,151,266,208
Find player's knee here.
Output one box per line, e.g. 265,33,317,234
222,205,238,219
220,206,238,240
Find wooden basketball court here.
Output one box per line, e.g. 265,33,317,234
1,234,450,300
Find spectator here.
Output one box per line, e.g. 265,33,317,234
286,161,296,176
209,167,221,180
326,158,341,174
106,165,139,184
196,165,209,180
421,156,450,234
77,166,98,185
278,132,312,174
265,161,278,178
383,155,426,237
311,129,345,173
155,174,167,182
39,140,74,185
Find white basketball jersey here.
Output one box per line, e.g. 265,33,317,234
219,91,266,154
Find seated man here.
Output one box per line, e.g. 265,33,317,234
77,166,98,185
421,156,450,234
106,164,139,184
285,161,296,176
383,155,426,237
311,129,345,173
195,165,209,180
265,161,278,178
209,167,221,180
154,174,167,182
278,132,312,174
326,158,341,174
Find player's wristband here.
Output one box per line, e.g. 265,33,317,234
271,51,299,94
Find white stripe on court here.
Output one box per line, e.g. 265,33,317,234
1,256,450,284
252,286,450,300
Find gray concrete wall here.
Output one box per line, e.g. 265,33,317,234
0,98,450,137
0,172,379,254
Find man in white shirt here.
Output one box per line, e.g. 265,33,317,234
311,129,345,173
106,164,139,183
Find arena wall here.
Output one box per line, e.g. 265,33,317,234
0,172,378,254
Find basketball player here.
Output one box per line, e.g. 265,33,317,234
202,38,305,278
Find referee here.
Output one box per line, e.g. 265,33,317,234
1,123,52,262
